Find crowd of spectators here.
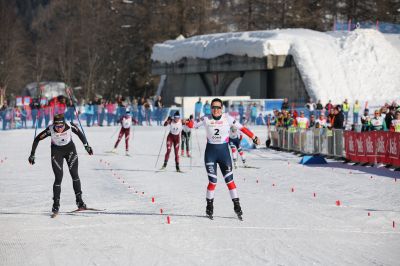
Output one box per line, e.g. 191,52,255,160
0,94,166,130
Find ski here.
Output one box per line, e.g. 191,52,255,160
237,214,243,221
50,212,58,218
239,165,260,169
206,214,214,220
69,207,105,213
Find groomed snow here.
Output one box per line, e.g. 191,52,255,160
0,126,399,265
152,29,400,106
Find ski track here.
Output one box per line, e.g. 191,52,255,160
0,126,399,266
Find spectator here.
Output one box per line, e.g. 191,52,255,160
370,110,387,131
316,114,327,128
30,99,40,128
390,110,400,132
85,101,94,127
342,99,350,124
255,113,264,125
281,98,289,111
316,100,324,117
250,103,257,125
385,106,396,129
352,100,360,125
92,96,100,126
325,100,333,116
203,100,211,117
309,114,316,128
138,98,144,125
194,98,203,119
21,106,27,128
296,111,309,129
154,95,163,126
360,109,371,131
1,101,11,130
144,99,152,126
305,98,316,117
238,102,244,124
44,104,50,127
283,112,294,129
332,106,344,129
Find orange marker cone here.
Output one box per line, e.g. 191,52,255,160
336,200,341,206
160,208,163,214
167,216,171,224
152,197,155,203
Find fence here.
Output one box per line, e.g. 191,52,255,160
344,131,400,167
270,127,345,158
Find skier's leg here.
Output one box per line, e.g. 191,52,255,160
204,144,218,200
181,133,185,155
163,134,172,166
186,132,191,154
51,148,64,212
174,135,180,170
237,145,246,163
114,128,124,148
124,128,130,151
65,145,85,208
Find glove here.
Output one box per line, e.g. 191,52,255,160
85,144,93,155
252,136,260,145
28,154,35,165
167,116,172,121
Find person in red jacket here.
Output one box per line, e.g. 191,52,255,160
181,114,194,157
161,111,182,172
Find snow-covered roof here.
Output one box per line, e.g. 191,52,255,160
152,29,400,105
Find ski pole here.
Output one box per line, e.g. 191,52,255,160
189,132,193,170
65,88,89,144
33,86,44,139
155,127,168,168
195,128,201,157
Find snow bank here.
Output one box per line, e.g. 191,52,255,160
152,29,400,105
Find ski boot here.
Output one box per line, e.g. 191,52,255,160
111,148,117,154
206,198,214,220
186,151,191,158
76,195,87,211
233,159,238,169
176,164,182,172
51,199,60,218
242,159,247,168
160,162,167,170
125,150,130,156
232,198,243,221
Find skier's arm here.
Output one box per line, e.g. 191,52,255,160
30,127,51,155
71,122,88,145
164,116,172,126
228,116,259,145
193,117,206,128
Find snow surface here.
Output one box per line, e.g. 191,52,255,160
0,126,399,265
152,29,400,106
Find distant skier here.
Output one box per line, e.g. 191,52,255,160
229,126,246,168
28,113,93,216
181,115,194,157
112,108,132,156
161,111,182,172
195,98,260,220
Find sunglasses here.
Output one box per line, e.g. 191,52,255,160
211,106,222,110
54,123,64,128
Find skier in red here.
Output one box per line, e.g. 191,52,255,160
112,109,132,156
161,111,182,172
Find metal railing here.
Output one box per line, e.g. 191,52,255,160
270,127,345,158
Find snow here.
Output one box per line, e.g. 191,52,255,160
152,29,400,106
0,126,399,265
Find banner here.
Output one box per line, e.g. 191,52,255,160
16,96,23,106
23,96,31,106
344,131,400,167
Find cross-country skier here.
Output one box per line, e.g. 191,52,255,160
28,113,93,216
181,115,194,157
112,108,132,156
229,126,246,169
161,111,182,172
194,98,260,220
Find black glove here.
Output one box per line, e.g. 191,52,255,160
167,116,172,121
85,144,93,155
28,154,35,165
252,136,260,145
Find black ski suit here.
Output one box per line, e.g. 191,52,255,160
30,122,89,202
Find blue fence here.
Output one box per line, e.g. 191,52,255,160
335,21,400,34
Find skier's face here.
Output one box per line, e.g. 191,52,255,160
211,103,222,115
